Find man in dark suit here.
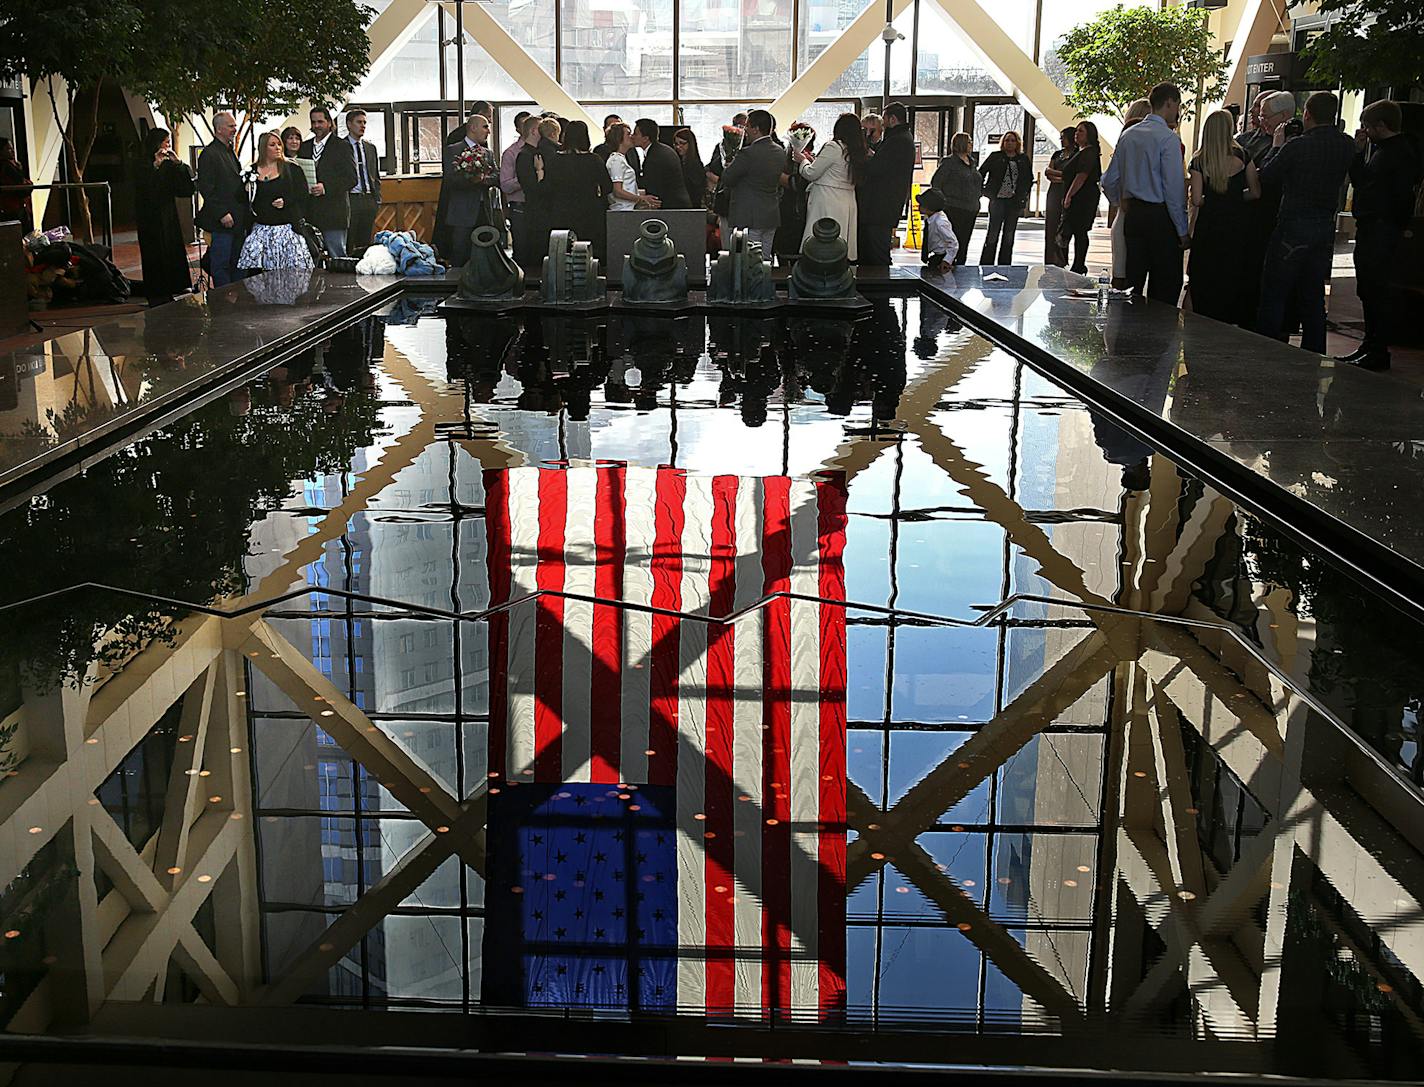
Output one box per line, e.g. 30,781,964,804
718,108,783,255
343,109,382,254
630,119,690,210
856,101,916,267
195,111,248,286
443,113,498,268
298,105,357,258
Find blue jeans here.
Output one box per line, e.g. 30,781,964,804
324,227,348,259
209,229,243,287
1256,212,1335,354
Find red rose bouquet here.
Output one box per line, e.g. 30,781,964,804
454,144,498,184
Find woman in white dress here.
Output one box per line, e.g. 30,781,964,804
604,123,659,213
794,113,868,260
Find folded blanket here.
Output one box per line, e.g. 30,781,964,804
372,230,443,276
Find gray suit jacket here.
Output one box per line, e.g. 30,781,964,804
719,136,784,230
443,140,494,229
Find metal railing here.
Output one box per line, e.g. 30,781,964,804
0,181,114,251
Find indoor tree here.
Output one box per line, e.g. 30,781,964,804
0,0,145,239
1054,4,1229,121
1302,0,1424,95
134,0,376,144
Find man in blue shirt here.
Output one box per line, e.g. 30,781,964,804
1255,91,1359,355
1102,83,1188,305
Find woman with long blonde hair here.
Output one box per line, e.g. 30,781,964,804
237,131,314,272
1187,108,1259,325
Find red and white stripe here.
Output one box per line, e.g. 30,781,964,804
483,463,847,1019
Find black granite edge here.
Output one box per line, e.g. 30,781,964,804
0,1023,1385,1086
0,279,407,513
914,276,1424,625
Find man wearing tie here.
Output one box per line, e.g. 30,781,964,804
299,105,357,258
344,109,382,255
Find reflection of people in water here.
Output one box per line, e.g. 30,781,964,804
242,268,321,306
913,298,961,359
1039,288,1181,492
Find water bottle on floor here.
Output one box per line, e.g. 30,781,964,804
1097,272,1111,308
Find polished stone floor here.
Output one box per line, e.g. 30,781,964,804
0,302,1420,1079
914,265,1424,604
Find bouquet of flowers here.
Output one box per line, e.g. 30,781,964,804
720,125,744,167
788,122,815,155
454,144,498,185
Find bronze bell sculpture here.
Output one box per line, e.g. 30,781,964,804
621,218,689,303
789,217,856,301
457,224,524,301
708,227,775,304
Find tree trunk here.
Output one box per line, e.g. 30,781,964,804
46,79,95,243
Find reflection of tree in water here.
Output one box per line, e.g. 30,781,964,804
1194,506,1424,786
0,347,382,699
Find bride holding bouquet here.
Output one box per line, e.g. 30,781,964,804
794,112,867,260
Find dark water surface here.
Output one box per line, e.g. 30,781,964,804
0,298,1420,1078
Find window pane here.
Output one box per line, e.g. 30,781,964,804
679,0,793,99
914,2,1006,96
563,0,675,100
996,732,1105,826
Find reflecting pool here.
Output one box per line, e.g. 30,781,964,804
0,298,1420,1078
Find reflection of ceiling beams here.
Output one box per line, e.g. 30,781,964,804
5,642,258,1032
846,783,1087,1024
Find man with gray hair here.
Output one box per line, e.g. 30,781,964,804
195,111,248,287
1232,91,1296,328
1240,90,1296,165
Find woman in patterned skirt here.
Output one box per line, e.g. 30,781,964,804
238,131,314,272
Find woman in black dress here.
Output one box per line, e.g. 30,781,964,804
542,120,611,259
1058,121,1102,275
237,131,313,272
134,127,196,303
673,127,708,210
1187,108,1260,326
1042,127,1075,266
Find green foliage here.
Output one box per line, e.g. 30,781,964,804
0,0,374,142
1054,4,1229,121
0,0,143,92
133,0,376,124
1303,0,1424,94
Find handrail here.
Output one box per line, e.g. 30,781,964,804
2,579,1415,801
1,181,114,251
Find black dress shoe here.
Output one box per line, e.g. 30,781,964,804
1354,353,1391,372
1333,344,1370,363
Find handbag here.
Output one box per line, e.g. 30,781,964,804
296,220,328,267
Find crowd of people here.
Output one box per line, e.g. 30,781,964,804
465,100,920,272
1091,82,1420,371
137,104,386,295
129,86,1419,369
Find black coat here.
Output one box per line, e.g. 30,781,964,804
135,158,196,300
857,123,915,225
297,136,357,231
637,140,691,210
194,139,246,233
545,151,612,259
979,150,1033,208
